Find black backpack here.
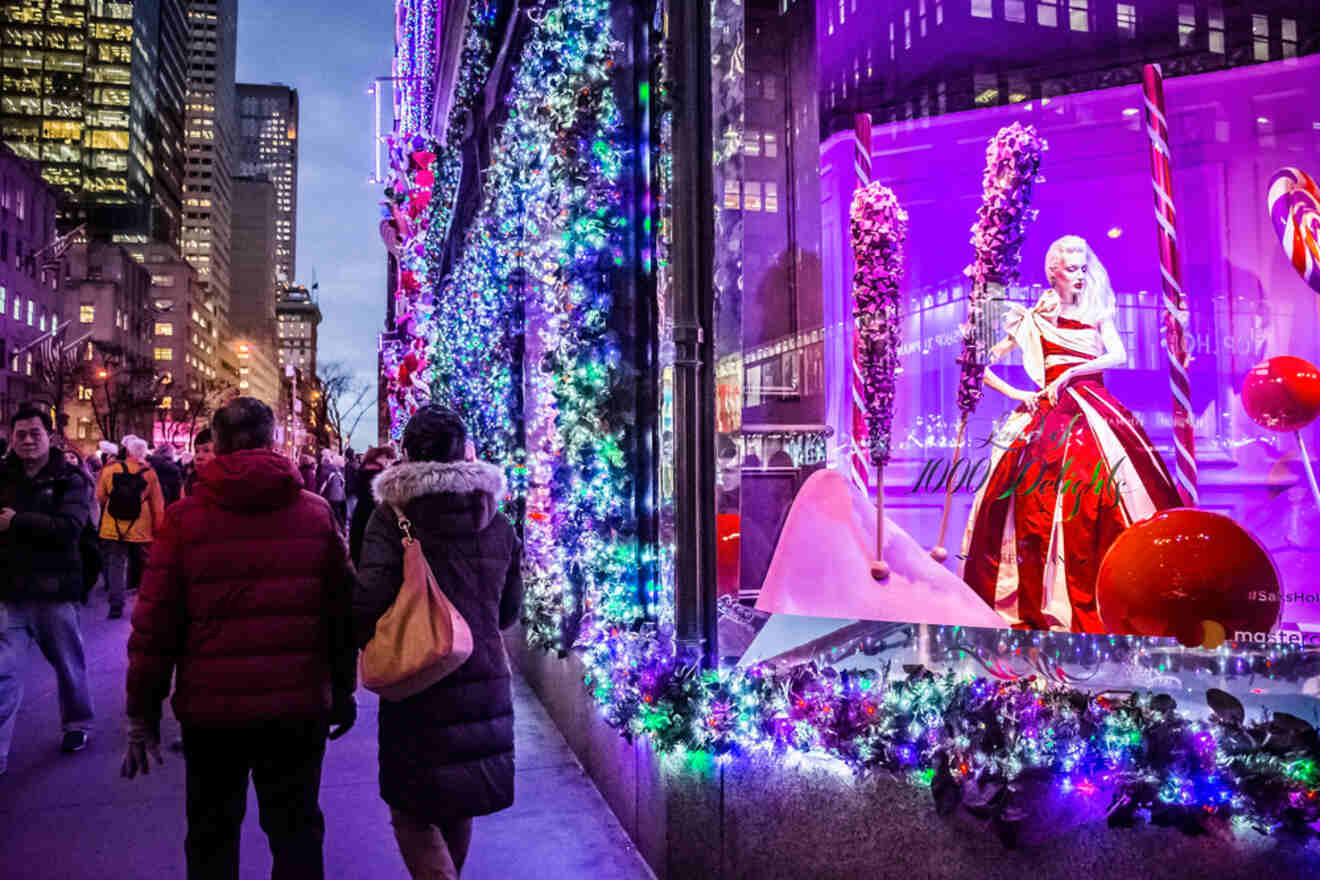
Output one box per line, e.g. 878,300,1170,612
106,462,151,523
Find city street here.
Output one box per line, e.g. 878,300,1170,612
0,590,652,880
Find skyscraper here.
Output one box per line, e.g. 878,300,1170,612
181,0,237,324
237,83,298,284
230,174,277,349
0,0,189,243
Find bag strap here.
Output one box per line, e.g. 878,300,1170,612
390,504,415,546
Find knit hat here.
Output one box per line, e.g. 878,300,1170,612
401,405,467,463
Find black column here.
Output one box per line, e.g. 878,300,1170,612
667,0,718,668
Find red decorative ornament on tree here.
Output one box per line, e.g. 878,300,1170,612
1241,355,1320,432
1097,509,1281,648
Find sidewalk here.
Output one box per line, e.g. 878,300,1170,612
0,591,652,880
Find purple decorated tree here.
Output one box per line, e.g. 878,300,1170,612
931,122,1046,562
850,181,909,580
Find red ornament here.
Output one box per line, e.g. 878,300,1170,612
415,169,435,189
1097,509,1281,647
400,270,420,292
1241,355,1320,432
410,150,436,170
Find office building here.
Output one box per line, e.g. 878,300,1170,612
0,145,61,429
61,237,155,447
181,0,238,324
230,174,278,349
0,0,190,243
237,83,298,284
819,0,1319,132
276,282,321,377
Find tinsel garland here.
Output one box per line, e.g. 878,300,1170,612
580,643,1320,846
956,123,1046,414
849,182,908,466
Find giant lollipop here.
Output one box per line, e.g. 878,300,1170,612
1097,509,1281,649
1267,167,1320,294
1242,355,1320,509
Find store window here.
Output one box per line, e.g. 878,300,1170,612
710,2,1320,817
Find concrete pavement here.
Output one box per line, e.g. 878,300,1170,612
0,590,653,880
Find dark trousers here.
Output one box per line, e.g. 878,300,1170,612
182,719,328,880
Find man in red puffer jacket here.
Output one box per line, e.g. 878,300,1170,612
122,397,357,880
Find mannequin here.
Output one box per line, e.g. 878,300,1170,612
959,235,1182,633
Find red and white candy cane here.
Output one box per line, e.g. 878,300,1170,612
850,113,874,497
1142,64,1198,506
1267,167,1320,295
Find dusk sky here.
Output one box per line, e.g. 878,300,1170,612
236,1,395,450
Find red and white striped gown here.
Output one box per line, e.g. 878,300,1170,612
959,305,1182,633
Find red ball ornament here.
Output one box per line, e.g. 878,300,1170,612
1097,509,1281,647
1241,355,1320,432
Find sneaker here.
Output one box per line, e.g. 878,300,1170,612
108,607,123,620
60,730,89,753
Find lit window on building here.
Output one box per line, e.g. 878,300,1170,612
1005,0,1025,24
26,300,34,326
1116,3,1136,38
1037,0,1058,28
1179,4,1197,48
1282,18,1298,58
155,322,173,337
744,130,760,157
1068,0,1089,32
765,181,779,214
1253,14,1270,61
1208,5,1225,53
904,8,912,47
744,181,763,212
971,0,991,20
154,347,174,361
723,179,741,210
919,0,928,36
763,132,778,158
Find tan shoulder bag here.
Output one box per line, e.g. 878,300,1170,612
358,505,474,700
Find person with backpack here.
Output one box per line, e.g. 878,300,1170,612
0,404,97,773
354,405,522,879
122,397,358,879
148,443,184,507
96,435,165,619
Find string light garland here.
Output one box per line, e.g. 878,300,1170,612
391,0,1318,849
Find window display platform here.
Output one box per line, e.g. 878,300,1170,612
515,634,1320,879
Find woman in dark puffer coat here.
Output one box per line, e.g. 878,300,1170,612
354,405,522,879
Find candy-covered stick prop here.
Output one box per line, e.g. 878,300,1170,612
849,182,908,581
930,122,1045,561
1142,63,1198,506
849,113,875,496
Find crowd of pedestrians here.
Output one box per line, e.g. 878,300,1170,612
0,398,524,880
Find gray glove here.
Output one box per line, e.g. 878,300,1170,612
121,716,164,779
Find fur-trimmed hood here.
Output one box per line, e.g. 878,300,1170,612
372,459,507,536
372,459,507,508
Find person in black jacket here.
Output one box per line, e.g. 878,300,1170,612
148,443,184,506
0,404,95,774
348,444,396,567
354,405,522,879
